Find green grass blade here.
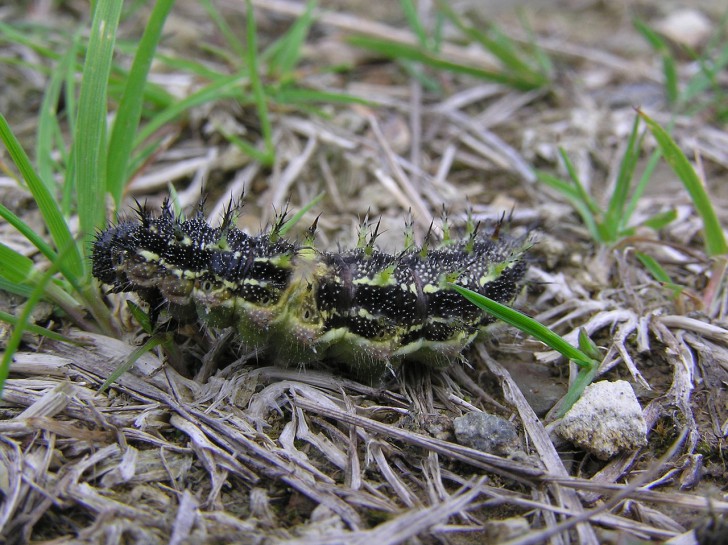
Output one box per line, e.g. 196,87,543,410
639,209,678,232
636,252,684,296
639,110,728,256
558,148,600,216
126,135,166,176
622,147,661,228
554,363,600,419
682,45,728,104
36,40,77,194
107,0,174,206
518,10,553,78
634,19,679,104
449,283,600,416
603,115,642,240
98,334,167,394
220,130,277,164
636,251,672,283
347,35,540,91
436,1,548,86
272,86,371,106
0,242,35,285
0,21,62,62
0,310,78,344
263,0,317,78
127,300,154,335
200,0,247,61
73,0,123,252
278,192,325,236
246,0,274,166
0,114,85,278
400,0,430,48
535,170,601,241
62,33,80,157
448,284,595,368
155,52,229,80
0,250,79,393
0,203,85,296
0,203,59,268
133,72,247,151
0,278,34,298
0,241,87,326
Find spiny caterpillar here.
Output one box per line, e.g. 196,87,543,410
92,199,529,377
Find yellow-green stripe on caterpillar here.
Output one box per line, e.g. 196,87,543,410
92,199,530,377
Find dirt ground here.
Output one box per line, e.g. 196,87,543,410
0,1,727,544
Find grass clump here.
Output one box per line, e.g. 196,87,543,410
536,114,672,246
635,15,728,122
348,0,552,92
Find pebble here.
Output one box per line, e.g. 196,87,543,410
556,380,647,460
655,9,712,49
453,412,519,455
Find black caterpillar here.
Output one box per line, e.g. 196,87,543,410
92,199,529,376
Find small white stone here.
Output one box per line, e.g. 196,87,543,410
556,380,647,460
655,9,713,49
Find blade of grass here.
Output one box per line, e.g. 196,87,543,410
400,0,430,49
127,300,154,335
155,52,228,80
603,115,643,241
639,110,728,256
621,147,661,229
347,35,540,91
636,252,672,284
0,242,35,285
107,0,174,206
0,278,34,298
262,0,317,79
535,170,601,241
0,21,63,62
0,310,78,344
98,334,168,394
636,252,684,296
0,202,86,296
518,10,553,78
36,39,77,194
436,0,548,87
0,113,85,278
634,19,679,104
219,129,278,164
0,242,89,327
553,364,600,420
278,192,325,236
73,0,123,252
558,148,601,217
132,72,248,151
0,248,68,392
200,0,247,61
271,86,371,106
246,0,274,166
639,209,678,231
449,283,599,416
448,283,595,368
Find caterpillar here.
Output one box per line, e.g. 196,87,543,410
92,199,529,378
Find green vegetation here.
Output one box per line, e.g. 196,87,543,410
536,115,672,246
348,0,553,92
449,284,600,417
635,15,728,121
